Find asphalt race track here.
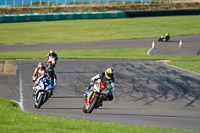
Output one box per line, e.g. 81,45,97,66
0,35,200,131
0,34,200,56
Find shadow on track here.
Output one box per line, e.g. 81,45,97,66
114,62,200,107
50,96,83,99
56,71,97,74
42,107,82,110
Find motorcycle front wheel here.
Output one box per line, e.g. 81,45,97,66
158,38,162,42
34,92,45,109
83,105,87,113
87,96,99,113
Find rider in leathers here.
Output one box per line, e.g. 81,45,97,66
32,62,47,86
32,62,47,97
86,68,115,102
161,32,170,42
46,50,58,67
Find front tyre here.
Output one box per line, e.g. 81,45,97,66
83,105,87,113
83,96,88,113
158,38,162,42
34,92,45,109
87,96,99,113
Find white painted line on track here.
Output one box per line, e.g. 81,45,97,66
160,61,200,76
11,99,25,111
18,61,25,111
147,48,152,56
147,47,200,76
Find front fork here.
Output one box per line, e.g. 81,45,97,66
97,95,103,107
86,90,103,109
87,90,94,107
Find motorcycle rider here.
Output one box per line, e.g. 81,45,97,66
161,32,170,42
32,62,47,85
46,71,55,96
85,68,115,101
46,67,57,96
32,62,47,97
46,50,58,67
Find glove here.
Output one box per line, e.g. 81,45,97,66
32,76,36,82
86,86,90,91
89,81,94,86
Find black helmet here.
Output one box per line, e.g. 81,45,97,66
47,66,54,77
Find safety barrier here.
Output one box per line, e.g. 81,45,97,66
0,11,126,23
125,9,200,18
1,9,200,23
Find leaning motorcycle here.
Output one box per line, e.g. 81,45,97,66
158,35,170,42
83,82,110,113
33,75,54,109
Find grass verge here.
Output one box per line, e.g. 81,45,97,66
0,97,196,133
0,48,200,73
0,15,200,44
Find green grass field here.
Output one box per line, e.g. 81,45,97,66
0,15,200,74
0,15,200,133
0,15,200,44
0,48,200,73
0,97,196,133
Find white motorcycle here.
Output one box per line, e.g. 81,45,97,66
33,75,54,109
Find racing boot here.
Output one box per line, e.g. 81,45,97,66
50,91,53,96
50,89,54,97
